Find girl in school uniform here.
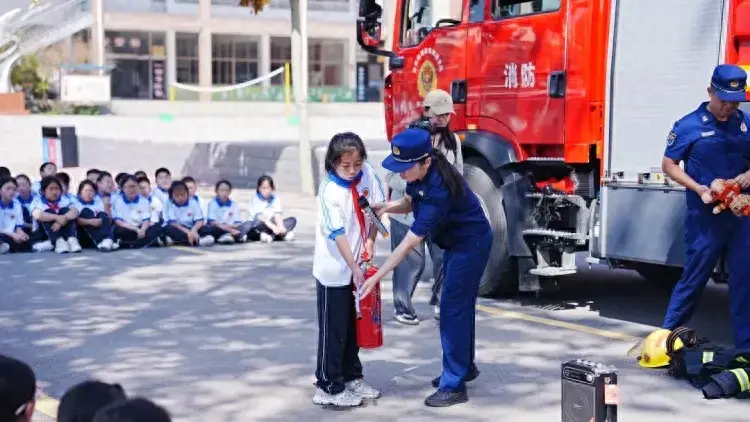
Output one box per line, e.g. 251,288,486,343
183,176,208,216
0,177,30,253
162,180,215,247
137,176,163,226
111,174,162,249
312,132,385,408
74,180,116,251
30,176,81,253
206,180,255,244
96,172,115,216
248,175,297,243
14,174,35,234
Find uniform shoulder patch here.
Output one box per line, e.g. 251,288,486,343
667,130,677,146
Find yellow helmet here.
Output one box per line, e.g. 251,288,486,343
630,328,689,368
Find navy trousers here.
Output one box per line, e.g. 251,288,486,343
662,209,750,350
77,208,113,247
438,232,493,392
36,208,77,244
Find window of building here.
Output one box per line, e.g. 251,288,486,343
270,36,291,85
491,0,560,19
211,34,259,85
105,31,168,99
176,32,199,84
309,39,345,86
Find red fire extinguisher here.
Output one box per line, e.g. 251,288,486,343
355,251,383,349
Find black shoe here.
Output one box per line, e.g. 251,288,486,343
431,364,480,388
424,389,469,407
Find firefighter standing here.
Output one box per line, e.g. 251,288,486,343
661,64,750,350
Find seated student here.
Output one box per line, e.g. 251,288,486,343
133,170,148,179
14,174,35,234
57,380,127,422
0,354,37,422
31,176,81,253
182,176,207,216
32,161,57,195
92,397,171,422
248,175,296,242
112,175,162,249
0,166,10,178
137,176,163,225
151,168,172,205
74,180,116,251
96,172,115,215
206,180,255,244
86,168,101,184
114,173,129,194
0,177,30,253
162,180,215,247
56,172,76,202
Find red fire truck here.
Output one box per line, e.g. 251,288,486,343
357,0,750,296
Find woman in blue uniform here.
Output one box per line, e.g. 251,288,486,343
361,127,492,407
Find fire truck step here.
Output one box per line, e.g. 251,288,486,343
529,266,578,277
522,228,588,240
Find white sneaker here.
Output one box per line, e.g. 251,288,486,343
218,233,234,244
55,238,70,254
345,378,381,399
260,233,273,243
0,242,9,254
98,238,113,251
111,239,121,250
240,234,248,243
198,235,215,246
434,305,440,320
32,240,53,252
312,388,362,407
283,231,295,241
67,237,82,253
166,236,174,246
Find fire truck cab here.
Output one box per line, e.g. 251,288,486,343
357,0,750,296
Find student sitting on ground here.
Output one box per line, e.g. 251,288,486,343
151,168,172,205
162,180,214,247
112,175,162,249
248,175,296,243
32,161,57,195
86,168,101,184
207,180,254,244
56,172,76,202
0,166,10,178
137,176,163,225
31,176,81,253
96,172,115,215
74,180,116,252
57,380,127,422
182,176,207,216
93,397,171,422
0,354,37,422
0,176,30,253
134,170,148,179
14,174,35,234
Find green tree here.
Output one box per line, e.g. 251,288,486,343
11,54,49,99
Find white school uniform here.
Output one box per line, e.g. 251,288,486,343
72,196,106,215
163,198,204,228
146,195,163,223
111,193,151,227
0,198,24,235
193,195,208,218
30,195,75,231
249,193,283,220
151,186,170,206
16,193,36,217
206,198,242,226
313,162,386,287
31,180,41,196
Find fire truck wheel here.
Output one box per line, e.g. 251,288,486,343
464,156,519,297
633,263,682,289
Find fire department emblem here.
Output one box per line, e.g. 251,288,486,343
417,60,437,98
392,146,400,156
730,80,740,89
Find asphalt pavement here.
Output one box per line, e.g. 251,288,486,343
0,190,746,421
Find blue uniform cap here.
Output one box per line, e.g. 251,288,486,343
711,64,748,102
382,127,433,173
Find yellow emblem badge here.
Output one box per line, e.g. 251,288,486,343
417,60,438,98
392,146,400,156
730,80,740,89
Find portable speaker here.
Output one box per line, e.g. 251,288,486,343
561,359,619,422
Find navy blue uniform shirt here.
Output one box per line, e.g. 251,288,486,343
405,165,490,251
664,102,750,209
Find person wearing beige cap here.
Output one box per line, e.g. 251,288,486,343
384,88,463,325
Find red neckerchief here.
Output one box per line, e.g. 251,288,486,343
349,178,367,242
47,200,60,213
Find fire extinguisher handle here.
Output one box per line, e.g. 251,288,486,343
354,285,362,319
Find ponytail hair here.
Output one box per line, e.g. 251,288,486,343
423,149,464,199
434,126,458,157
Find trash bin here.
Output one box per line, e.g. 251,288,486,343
41,126,79,167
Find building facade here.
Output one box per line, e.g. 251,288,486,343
69,0,375,101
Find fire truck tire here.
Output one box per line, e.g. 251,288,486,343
633,263,682,289
463,157,519,297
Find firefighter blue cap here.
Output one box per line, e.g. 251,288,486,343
382,127,433,173
711,64,748,102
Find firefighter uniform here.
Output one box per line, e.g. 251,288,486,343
381,128,493,407
662,64,750,350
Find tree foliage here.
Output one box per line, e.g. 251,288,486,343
238,0,272,14
10,54,49,99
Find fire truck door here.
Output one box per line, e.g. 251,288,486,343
390,0,467,133
479,0,567,146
